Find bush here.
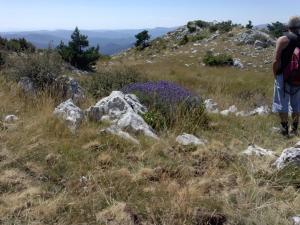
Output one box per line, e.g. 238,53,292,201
179,35,189,45
0,52,5,67
82,67,148,99
203,51,233,66
189,33,209,42
0,37,35,52
6,50,63,90
209,21,234,33
187,22,197,33
122,81,208,131
267,22,287,38
57,27,101,71
195,20,210,28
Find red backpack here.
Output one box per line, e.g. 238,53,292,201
284,47,300,88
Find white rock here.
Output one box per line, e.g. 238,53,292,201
103,125,140,145
18,77,35,95
117,112,158,140
204,99,219,112
295,141,300,148
233,59,244,69
242,144,274,157
87,91,147,121
236,111,249,117
176,133,206,146
274,147,300,169
221,105,238,116
292,216,300,225
248,106,270,116
4,115,19,123
53,99,84,132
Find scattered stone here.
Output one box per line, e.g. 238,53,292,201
176,133,206,146
274,147,300,169
220,105,238,116
4,115,19,123
292,216,300,225
204,99,219,113
53,99,84,132
233,58,244,69
254,40,266,49
248,105,270,116
102,125,140,145
242,144,274,157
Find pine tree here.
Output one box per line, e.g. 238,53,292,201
57,27,100,71
246,21,253,29
135,30,150,49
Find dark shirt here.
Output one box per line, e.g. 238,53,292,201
278,32,300,74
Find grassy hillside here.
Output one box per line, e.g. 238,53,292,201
0,23,300,225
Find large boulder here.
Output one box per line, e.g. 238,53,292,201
274,147,300,169
102,125,140,145
87,91,147,122
234,30,275,47
53,99,84,132
87,91,158,140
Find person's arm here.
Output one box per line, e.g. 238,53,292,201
273,36,289,76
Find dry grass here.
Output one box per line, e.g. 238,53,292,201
0,39,299,225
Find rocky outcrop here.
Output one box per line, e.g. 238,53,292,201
234,29,275,48
242,144,274,157
176,133,206,146
220,105,238,116
204,99,219,113
53,99,84,132
233,58,244,69
274,147,300,169
87,91,158,140
102,125,140,145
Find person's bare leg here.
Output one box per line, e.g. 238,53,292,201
279,113,289,136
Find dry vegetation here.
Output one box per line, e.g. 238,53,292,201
0,26,300,225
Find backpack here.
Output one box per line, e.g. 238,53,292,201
283,47,300,91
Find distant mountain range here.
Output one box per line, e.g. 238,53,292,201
0,27,175,55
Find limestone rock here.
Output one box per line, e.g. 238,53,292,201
117,112,158,140
102,125,140,145
242,144,274,157
221,105,238,116
292,216,300,225
274,147,300,169
53,99,84,132
233,58,244,69
4,115,19,123
204,99,219,113
176,133,206,146
248,105,270,116
18,77,35,95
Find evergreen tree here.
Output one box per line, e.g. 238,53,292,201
57,27,100,71
135,30,150,49
246,21,253,29
267,22,287,38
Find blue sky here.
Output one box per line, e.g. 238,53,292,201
0,0,299,31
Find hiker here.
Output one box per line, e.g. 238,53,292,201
273,16,300,136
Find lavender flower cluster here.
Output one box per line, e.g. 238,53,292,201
122,80,201,106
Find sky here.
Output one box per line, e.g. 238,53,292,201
0,0,299,31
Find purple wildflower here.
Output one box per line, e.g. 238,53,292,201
122,80,201,106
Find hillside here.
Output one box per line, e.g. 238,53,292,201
0,27,175,55
1,20,300,225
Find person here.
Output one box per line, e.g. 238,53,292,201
273,16,300,136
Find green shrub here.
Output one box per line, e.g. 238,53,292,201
179,35,189,45
6,50,63,90
246,20,254,29
1,38,35,52
187,22,197,33
57,27,101,71
81,67,148,99
195,20,210,28
203,51,233,66
267,21,287,38
209,20,234,33
142,109,167,131
189,33,209,42
0,52,5,67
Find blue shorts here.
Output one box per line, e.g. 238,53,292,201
272,74,300,113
